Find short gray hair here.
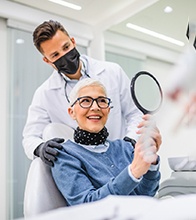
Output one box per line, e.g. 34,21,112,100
69,78,107,106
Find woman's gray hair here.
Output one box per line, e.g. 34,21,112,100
69,78,107,106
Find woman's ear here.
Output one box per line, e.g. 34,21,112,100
68,107,76,120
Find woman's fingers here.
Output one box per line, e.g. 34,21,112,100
136,114,162,152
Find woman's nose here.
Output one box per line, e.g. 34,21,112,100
90,100,100,110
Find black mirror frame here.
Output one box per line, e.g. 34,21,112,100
130,71,163,114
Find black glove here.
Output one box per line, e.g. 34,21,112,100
34,138,65,166
123,136,136,147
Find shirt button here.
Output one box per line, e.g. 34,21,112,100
111,164,114,168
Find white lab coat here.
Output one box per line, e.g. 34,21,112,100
23,55,142,160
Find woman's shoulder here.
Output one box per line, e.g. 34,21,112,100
62,139,77,148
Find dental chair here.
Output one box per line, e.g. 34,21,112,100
157,156,196,199
23,123,74,218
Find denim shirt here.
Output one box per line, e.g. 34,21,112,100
51,139,160,206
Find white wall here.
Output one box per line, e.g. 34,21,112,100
104,31,180,64
0,17,8,220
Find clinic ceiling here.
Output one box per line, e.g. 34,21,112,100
9,0,195,53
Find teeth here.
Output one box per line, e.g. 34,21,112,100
88,116,101,119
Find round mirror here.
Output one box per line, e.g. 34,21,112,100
130,71,163,114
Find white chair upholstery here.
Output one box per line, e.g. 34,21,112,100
23,123,74,218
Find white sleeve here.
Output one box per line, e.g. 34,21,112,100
22,88,50,160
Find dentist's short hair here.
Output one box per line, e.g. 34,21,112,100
69,78,107,106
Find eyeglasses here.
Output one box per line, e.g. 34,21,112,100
71,96,111,109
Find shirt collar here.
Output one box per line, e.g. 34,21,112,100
80,141,109,153
80,55,105,76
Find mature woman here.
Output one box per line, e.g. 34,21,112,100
51,78,161,206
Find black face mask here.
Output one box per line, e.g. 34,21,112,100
53,47,80,75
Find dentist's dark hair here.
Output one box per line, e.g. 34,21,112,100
33,20,70,54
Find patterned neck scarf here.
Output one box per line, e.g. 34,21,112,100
74,126,109,145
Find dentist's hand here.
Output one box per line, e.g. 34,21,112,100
34,138,64,166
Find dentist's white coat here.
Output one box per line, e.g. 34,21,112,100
23,55,142,160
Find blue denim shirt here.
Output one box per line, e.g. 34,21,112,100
51,139,160,206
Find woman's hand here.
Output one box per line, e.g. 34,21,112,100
130,114,161,179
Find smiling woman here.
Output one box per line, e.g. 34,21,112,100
51,77,161,206
68,78,111,133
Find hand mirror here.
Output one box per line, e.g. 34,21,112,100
130,71,163,114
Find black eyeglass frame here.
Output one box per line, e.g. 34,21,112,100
71,96,111,109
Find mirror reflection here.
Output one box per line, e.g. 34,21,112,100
131,71,163,114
